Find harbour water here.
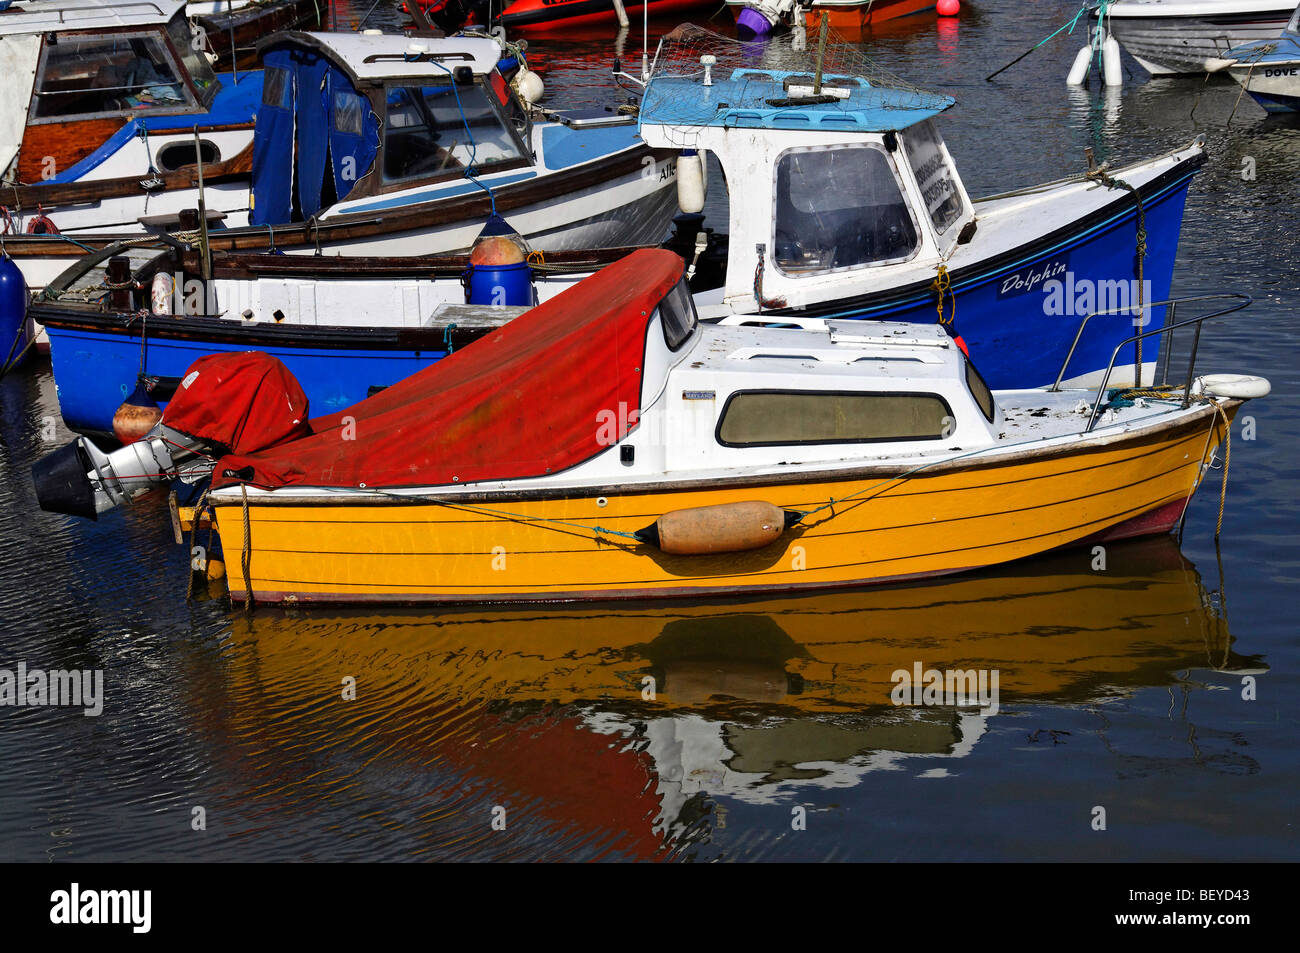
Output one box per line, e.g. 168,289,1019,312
0,0,1295,861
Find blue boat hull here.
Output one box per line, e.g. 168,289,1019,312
47,327,450,437
775,164,1197,390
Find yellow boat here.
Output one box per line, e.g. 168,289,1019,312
35,250,1268,605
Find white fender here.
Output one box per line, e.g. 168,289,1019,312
1067,45,1091,86
676,150,705,214
1102,35,1123,87
1192,374,1271,400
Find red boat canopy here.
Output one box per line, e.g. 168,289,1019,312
162,352,311,456
211,249,686,490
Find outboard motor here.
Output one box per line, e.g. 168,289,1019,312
32,425,215,520
33,351,311,520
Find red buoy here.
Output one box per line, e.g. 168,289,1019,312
937,0,960,15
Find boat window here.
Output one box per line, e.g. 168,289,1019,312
904,120,965,234
773,145,918,275
382,82,526,184
1291,6,1300,33
262,66,292,109
30,31,195,121
966,357,996,422
156,139,220,172
165,12,220,107
659,278,697,351
717,390,953,447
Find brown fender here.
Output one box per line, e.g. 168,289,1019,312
635,501,802,556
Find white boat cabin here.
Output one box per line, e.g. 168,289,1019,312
250,31,534,226
638,65,977,317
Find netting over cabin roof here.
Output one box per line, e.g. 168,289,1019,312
639,23,955,141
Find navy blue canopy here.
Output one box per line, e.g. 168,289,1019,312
251,44,380,226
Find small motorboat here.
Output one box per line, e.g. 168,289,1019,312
1098,0,1297,75
33,249,1268,605
1218,3,1300,111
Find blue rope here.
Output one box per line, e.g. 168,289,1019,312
424,60,497,216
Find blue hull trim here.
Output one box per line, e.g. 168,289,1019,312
47,328,446,435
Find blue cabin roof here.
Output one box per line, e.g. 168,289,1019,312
639,68,954,134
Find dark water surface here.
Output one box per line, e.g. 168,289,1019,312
0,0,1295,862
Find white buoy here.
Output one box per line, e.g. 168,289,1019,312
676,150,705,214
1066,45,1091,85
512,68,544,105
611,0,629,28
1102,34,1123,87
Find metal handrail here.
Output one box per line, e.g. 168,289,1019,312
1050,294,1250,393
1068,294,1253,433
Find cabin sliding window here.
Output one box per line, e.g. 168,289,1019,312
717,390,952,447
773,145,919,275
659,279,698,351
30,31,195,122
904,120,964,235
165,13,220,107
382,82,526,184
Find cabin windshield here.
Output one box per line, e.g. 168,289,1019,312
382,81,526,184
717,390,953,447
903,120,965,235
30,30,195,122
773,144,919,275
166,12,220,107
1289,5,1300,33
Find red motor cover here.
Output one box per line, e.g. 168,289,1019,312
162,352,311,455
212,249,685,490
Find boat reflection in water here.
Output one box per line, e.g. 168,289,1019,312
208,537,1262,858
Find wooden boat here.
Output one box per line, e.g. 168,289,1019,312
1219,4,1300,111
0,0,261,254
188,0,325,70
3,28,677,292
1099,0,1296,75
32,249,1268,604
